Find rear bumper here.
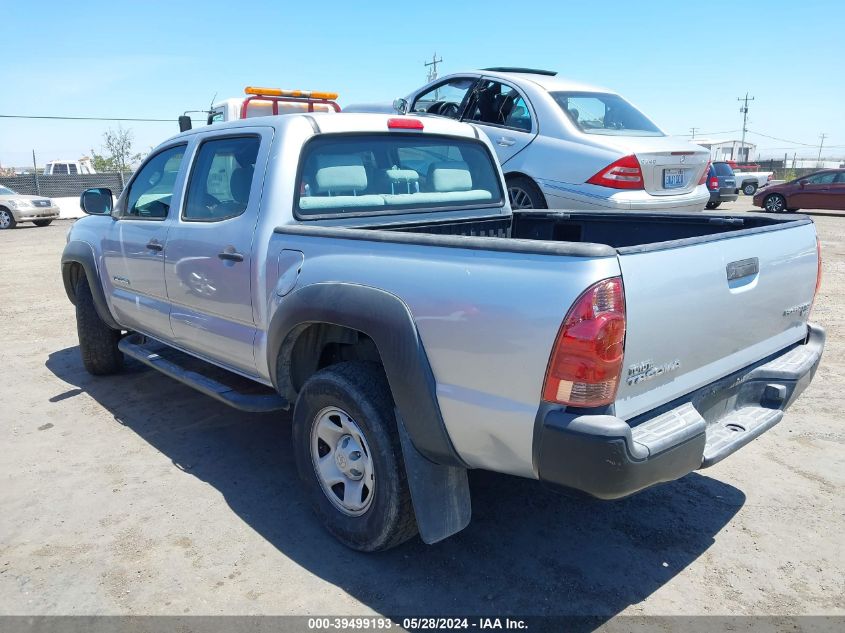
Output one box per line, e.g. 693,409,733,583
709,188,739,204
535,323,825,499
539,180,710,212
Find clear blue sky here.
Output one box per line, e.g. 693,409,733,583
1,0,842,167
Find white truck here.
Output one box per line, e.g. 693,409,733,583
734,170,774,196
179,86,341,132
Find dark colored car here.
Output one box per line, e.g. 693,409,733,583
753,169,845,212
705,161,738,209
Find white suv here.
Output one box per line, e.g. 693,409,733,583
399,68,710,211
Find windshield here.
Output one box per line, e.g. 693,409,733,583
296,134,504,217
551,91,663,136
713,162,734,176
0,186,17,195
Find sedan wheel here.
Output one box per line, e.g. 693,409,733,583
764,194,786,213
0,209,16,230
506,176,546,210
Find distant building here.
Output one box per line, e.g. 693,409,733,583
691,138,756,163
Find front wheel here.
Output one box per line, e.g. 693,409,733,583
506,176,546,210
0,208,16,230
75,275,124,375
763,194,787,213
292,361,417,551
33,219,53,227
742,182,758,196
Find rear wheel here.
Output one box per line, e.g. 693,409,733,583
763,193,787,213
506,176,546,210
742,182,758,196
75,275,124,375
0,208,16,230
705,201,721,209
33,219,53,227
292,361,417,551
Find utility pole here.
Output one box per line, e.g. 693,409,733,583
689,127,699,139
425,52,443,83
737,93,754,163
817,133,827,166
32,149,40,196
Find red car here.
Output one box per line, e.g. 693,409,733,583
754,168,845,212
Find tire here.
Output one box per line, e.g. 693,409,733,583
763,194,787,213
75,274,124,375
506,175,546,210
742,182,758,196
0,208,16,230
33,219,53,227
292,361,417,551
705,201,721,210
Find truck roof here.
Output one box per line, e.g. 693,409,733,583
167,111,480,143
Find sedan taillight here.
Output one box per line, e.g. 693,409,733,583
586,155,644,190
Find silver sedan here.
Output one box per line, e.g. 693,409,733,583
0,185,60,229
398,68,710,211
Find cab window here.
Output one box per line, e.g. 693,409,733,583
464,81,532,132
296,134,504,217
124,145,186,219
183,136,260,222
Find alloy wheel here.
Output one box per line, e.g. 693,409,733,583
508,186,534,210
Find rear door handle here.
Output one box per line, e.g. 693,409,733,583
146,241,163,252
496,137,516,147
218,251,244,262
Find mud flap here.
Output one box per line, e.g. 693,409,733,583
396,410,471,544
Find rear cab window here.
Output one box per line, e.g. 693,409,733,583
295,134,504,218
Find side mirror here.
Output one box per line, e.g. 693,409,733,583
178,115,192,132
80,188,113,215
799,179,808,188
393,97,409,114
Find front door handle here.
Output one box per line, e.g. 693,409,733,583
218,251,244,262
146,241,163,252
496,137,516,147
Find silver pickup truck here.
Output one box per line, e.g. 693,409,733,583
62,112,824,552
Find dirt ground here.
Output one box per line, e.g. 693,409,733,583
0,201,843,620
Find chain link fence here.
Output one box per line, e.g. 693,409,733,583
0,172,132,198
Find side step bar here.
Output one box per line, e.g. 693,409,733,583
118,334,289,413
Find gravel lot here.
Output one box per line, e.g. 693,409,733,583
1,201,843,620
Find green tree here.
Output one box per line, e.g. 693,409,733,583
92,126,144,173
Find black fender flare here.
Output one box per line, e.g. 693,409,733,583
266,282,466,469
61,240,121,330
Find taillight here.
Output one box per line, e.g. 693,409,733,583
586,155,643,190
542,277,626,408
708,176,719,190
698,162,711,185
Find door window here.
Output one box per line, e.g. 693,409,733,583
805,172,837,185
183,136,260,221
464,81,532,132
124,146,186,219
835,172,845,183
411,77,476,118
52,163,68,174
68,164,78,175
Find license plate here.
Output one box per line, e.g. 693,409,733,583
663,169,686,189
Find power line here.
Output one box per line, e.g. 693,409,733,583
0,114,202,122
746,129,818,146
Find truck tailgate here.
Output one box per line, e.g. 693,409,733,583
614,219,818,420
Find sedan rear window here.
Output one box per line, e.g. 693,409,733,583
296,134,504,217
551,91,663,137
